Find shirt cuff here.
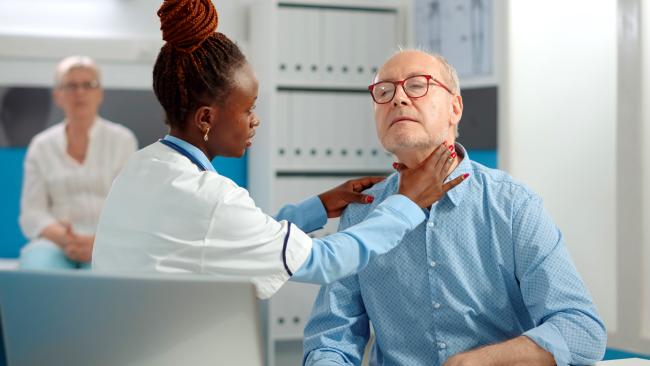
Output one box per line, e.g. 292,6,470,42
305,350,351,366
378,194,426,229
296,196,328,233
523,322,572,366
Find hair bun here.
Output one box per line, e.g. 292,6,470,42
158,0,218,53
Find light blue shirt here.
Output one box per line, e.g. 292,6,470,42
303,145,607,366
161,135,427,286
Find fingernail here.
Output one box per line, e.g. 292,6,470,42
451,152,457,158
463,173,470,179
365,196,374,203
448,145,454,151
392,162,399,169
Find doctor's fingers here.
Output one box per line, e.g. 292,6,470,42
349,176,385,192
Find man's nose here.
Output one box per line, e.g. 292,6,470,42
392,86,410,106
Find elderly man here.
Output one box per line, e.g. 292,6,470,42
18,56,137,269
302,50,606,366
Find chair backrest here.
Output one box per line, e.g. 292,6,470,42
0,270,262,366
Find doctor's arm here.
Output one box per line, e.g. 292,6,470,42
274,177,384,234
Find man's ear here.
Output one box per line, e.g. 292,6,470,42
450,94,463,126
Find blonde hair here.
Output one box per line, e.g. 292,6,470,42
55,56,100,85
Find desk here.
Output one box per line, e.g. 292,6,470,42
597,359,650,365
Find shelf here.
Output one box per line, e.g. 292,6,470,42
277,0,402,12
277,82,372,93
275,168,392,177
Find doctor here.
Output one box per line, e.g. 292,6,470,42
92,0,468,298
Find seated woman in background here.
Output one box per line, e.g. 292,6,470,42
18,56,137,269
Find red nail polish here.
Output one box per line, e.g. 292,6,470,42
451,152,457,158
463,173,470,179
448,145,454,151
392,162,399,169
365,196,374,203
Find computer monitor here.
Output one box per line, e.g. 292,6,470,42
0,270,262,366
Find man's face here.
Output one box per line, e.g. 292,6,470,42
372,51,462,156
54,67,103,121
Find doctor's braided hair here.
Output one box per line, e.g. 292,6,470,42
153,0,246,129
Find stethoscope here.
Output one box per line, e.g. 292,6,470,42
159,138,209,172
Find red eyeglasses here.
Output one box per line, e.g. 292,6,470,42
368,74,453,104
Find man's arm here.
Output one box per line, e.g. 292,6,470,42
301,209,371,366
445,193,606,366
302,276,370,366
444,335,554,366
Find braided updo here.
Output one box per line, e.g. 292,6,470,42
153,0,246,129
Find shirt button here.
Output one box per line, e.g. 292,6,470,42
429,261,437,267
433,302,441,309
427,222,434,228
438,342,447,349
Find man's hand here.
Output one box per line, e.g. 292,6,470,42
443,336,555,366
318,176,385,218
443,349,487,366
62,224,94,263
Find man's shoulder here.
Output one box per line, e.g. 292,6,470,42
340,173,399,225
467,160,538,203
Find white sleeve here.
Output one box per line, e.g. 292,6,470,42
19,142,56,239
203,182,313,299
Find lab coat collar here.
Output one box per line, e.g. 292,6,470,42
163,135,216,172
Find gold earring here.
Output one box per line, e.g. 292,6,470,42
203,129,210,142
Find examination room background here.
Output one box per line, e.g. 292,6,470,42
0,0,649,365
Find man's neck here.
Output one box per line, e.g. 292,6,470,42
395,143,462,178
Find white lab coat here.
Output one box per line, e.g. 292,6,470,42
92,142,313,298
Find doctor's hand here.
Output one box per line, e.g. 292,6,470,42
318,176,385,218
62,225,94,263
397,142,468,208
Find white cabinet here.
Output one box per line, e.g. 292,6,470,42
247,1,406,365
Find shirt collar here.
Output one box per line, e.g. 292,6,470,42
163,134,216,172
445,142,472,207
388,142,472,207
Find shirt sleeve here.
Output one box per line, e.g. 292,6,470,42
291,194,425,284
302,210,370,366
513,194,607,365
274,196,327,234
19,142,56,239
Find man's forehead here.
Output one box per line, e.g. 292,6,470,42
376,52,440,81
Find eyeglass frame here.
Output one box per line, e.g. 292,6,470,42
57,80,101,93
367,74,454,104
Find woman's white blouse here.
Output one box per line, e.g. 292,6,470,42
19,118,137,238
92,142,314,299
